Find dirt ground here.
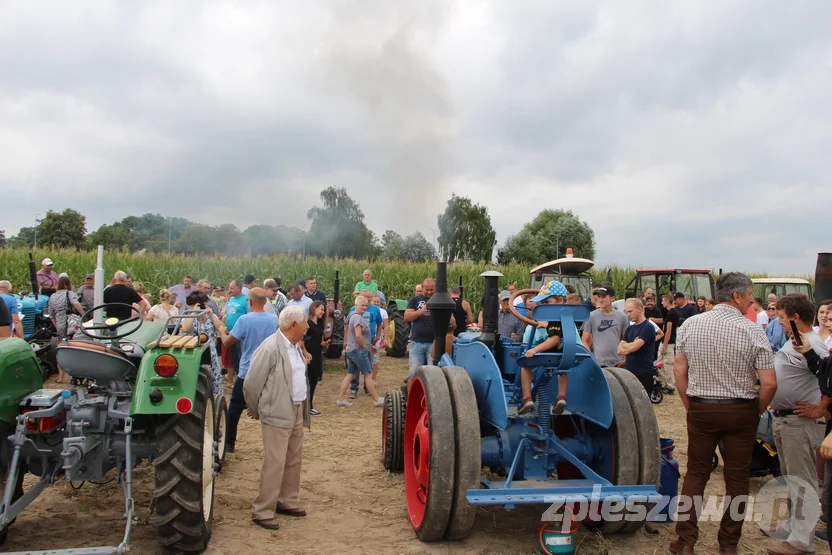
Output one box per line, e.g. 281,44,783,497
2,355,824,554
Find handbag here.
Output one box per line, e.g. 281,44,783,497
65,291,82,337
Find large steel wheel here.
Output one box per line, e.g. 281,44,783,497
405,365,455,542
154,366,216,554
441,366,481,540
214,394,228,472
581,369,640,535
606,367,661,534
382,390,405,472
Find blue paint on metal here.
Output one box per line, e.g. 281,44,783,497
467,482,662,506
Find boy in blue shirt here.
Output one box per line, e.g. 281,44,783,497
519,281,569,416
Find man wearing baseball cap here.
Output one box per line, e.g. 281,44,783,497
518,280,570,416
36,258,59,296
581,286,628,368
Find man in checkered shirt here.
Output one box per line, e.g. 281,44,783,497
669,272,777,555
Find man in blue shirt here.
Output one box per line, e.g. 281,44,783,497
223,279,249,379
220,288,278,453
0,281,23,339
348,290,384,397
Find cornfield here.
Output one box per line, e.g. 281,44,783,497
0,247,809,312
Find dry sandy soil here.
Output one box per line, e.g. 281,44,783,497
2,355,825,554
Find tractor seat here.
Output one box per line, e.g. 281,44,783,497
56,340,136,382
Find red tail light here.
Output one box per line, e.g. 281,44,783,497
154,354,179,377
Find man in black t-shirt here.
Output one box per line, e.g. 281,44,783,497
404,278,436,390
103,271,150,321
644,295,664,358
618,299,657,392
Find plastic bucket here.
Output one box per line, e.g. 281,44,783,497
538,517,579,554
653,437,680,523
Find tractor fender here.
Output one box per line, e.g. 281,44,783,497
130,346,208,416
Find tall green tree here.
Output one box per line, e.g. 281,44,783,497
383,231,436,262
8,227,36,248
306,186,375,258
437,194,496,263
87,224,130,250
499,209,595,265
37,208,87,248
173,223,244,255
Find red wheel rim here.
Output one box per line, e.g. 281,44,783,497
404,376,429,530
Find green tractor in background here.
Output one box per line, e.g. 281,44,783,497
0,300,228,554
385,299,410,358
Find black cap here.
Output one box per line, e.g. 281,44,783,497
595,286,615,297
674,292,686,300
244,274,256,284
297,279,306,288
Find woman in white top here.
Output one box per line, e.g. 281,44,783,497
146,289,180,326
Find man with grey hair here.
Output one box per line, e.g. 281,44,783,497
244,305,310,530
76,274,96,315
103,270,149,321
669,272,777,555
0,280,23,338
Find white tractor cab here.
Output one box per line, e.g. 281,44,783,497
752,278,813,301
528,249,594,299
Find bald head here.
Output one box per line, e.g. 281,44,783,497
248,287,267,310
422,278,435,298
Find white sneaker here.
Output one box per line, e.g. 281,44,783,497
373,397,385,407
336,399,353,407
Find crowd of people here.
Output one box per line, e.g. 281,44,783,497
4,258,832,553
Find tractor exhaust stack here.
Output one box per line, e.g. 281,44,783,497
478,270,504,350
94,246,105,326
27,253,38,296
333,270,340,307
815,253,832,306
428,261,456,365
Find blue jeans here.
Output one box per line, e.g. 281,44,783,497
346,349,372,375
409,341,433,379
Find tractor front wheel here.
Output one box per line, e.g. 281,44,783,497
441,366,481,541
154,366,216,554
405,365,455,542
382,390,405,472
214,394,228,472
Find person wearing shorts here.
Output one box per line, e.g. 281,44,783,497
335,296,384,407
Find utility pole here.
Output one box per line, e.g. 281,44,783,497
168,217,172,254
33,213,40,248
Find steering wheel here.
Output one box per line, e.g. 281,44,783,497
508,288,542,327
80,303,143,340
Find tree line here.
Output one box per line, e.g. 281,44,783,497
1,187,596,264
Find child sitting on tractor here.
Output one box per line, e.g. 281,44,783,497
518,280,569,416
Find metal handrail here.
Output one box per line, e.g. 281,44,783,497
149,308,209,349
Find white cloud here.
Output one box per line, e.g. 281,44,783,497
1,0,829,276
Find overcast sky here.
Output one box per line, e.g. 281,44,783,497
2,1,830,275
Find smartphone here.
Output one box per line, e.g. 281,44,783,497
789,320,802,347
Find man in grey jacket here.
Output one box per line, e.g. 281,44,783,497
244,305,311,531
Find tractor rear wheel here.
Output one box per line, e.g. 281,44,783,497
405,365,455,542
214,394,228,472
325,313,344,359
606,367,661,534
582,369,640,535
386,303,410,358
382,390,405,472
441,366,481,541
154,366,216,554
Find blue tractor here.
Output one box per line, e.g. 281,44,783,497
11,254,58,377
382,263,661,542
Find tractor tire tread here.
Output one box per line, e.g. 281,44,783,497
154,366,214,553
382,390,405,472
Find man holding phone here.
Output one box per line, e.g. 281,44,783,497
766,294,830,555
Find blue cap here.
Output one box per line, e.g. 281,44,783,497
531,280,568,302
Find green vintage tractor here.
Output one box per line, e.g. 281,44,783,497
385,299,410,358
0,303,228,554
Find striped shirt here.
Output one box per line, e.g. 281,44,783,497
497,310,524,338
676,303,774,399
